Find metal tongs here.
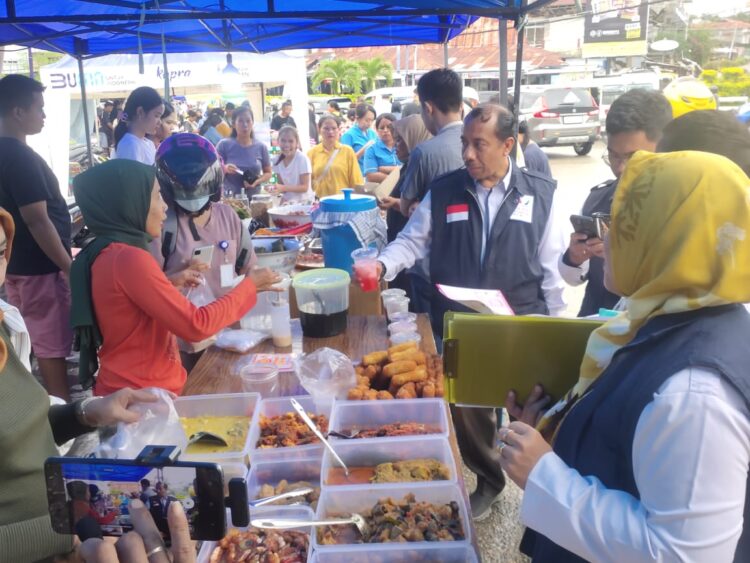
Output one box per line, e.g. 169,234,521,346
248,487,314,508
289,398,349,476
250,513,370,538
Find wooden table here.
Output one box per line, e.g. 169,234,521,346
183,314,481,562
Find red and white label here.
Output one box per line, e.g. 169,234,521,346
446,203,469,223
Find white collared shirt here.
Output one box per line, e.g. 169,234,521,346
522,367,750,562
379,157,567,316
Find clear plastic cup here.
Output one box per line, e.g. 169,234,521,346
351,248,380,292
240,367,280,398
388,320,418,335
389,331,422,347
384,295,409,319
389,311,417,324
380,288,407,304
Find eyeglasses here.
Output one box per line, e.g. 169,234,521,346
602,151,634,168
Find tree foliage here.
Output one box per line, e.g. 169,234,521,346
700,67,750,97
311,59,362,95
358,57,393,93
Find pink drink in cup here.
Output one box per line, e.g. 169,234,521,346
351,248,380,292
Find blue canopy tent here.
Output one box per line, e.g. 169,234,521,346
0,0,554,164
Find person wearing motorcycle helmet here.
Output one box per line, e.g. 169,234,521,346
150,133,257,299
663,77,718,119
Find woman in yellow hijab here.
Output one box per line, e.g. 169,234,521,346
499,151,750,563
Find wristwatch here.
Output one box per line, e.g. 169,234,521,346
74,397,99,427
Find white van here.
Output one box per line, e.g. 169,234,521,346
363,86,417,116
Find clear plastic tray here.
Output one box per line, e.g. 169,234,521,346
173,392,260,466
313,483,471,552
328,399,450,441
307,543,479,563
197,505,314,563
246,455,323,508
320,436,457,488
248,396,331,460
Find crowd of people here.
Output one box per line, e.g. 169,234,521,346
0,61,750,562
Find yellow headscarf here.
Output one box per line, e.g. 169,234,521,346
0,208,14,373
540,151,750,438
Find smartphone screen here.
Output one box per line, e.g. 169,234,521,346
192,245,214,266
45,457,227,541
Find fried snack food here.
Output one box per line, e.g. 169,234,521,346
257,480,320,510
344,422,442,439
210,528,309,563
391,367,427,388
389,349,426,364
395,382,417,399
347,387,365,400
363,389,379,401
388,341,418,355
362,350,389,366
256,412,328,449
347,350,443,400
382,360,418,378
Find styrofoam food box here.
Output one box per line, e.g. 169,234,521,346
307,543,479,563
174,392,260,466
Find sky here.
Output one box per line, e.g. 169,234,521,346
686,0,748,16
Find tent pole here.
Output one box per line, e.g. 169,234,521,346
498,18,508,107
27,47,33,78
443,42,449,67
512,1,527,159
77,55,94,170
162,49,170,98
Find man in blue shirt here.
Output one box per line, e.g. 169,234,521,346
341,103,377,174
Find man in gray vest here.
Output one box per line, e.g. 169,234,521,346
375,104,566,519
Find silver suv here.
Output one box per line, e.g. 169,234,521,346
520,87,600,156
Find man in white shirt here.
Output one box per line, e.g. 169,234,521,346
374,104,566,520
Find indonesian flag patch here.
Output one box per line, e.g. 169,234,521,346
446,203,469,223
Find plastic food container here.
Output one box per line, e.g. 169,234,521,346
173,393,260,466
197,505,314,563
308,543,479,563
248,396,331,461
293,269,350,338
246,455,322,507
329,399,450,441
388,311,417,324
239,366,280,398
320,436,457,488
252,238,301,274
384,296,409,320
388,320,418,335
380,288,406,302
313,483,471,551
389,331,422,347
268,204,314,229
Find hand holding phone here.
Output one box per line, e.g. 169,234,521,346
569,215,599,239
80,499,194,563
191,245,214,267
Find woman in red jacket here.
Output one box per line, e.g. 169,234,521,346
70,159,279,395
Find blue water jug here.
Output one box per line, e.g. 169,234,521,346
316,189,377,275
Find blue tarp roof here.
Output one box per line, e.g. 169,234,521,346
0,0,547,57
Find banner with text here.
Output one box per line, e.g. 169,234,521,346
582,0,649,58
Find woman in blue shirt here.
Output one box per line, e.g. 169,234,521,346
340,103,377,174
364,112,400,183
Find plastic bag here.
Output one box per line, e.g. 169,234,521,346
215,329,270,354
178,276,217,354
94,388,188,459
294,347,356,411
